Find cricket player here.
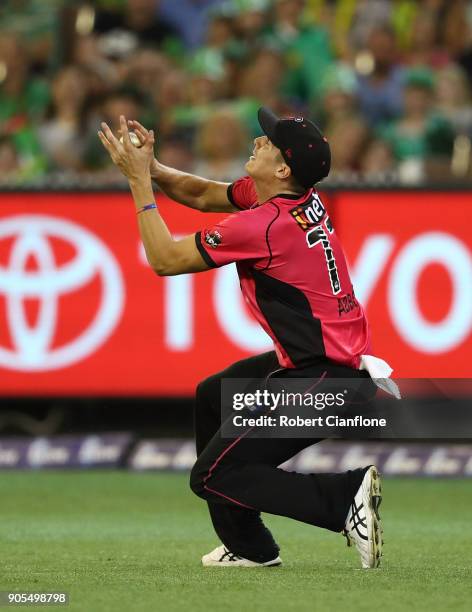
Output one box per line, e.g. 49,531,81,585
98,108,388,569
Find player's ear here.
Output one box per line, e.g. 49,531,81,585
275,162,292,181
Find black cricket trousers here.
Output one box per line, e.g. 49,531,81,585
190,351,375,563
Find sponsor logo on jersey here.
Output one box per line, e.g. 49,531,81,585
205,230,222,248
290,193,326,231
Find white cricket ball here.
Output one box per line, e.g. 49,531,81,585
119,132,142,148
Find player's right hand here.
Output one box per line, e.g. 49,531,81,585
98,115,155,182
127,120,158,174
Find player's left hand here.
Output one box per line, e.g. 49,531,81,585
98,115,155,181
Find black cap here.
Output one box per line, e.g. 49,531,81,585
257,107,331,188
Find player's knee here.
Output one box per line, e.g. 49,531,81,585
189,461,207,498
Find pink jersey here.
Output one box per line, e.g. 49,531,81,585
195,176,371,369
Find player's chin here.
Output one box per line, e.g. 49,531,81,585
245,158,254,173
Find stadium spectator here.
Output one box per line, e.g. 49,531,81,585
356,25,405,126
457,20,472,88
159,0,225,49
441,0,471,59
205,11,235,50
72,34,124,98
193,110,249,182
326,116,369,178
318,63,360,125
435,64,472,136
0,0,63,72
271,0,333,103
37,66,88,171
153,68,188,138
360,138,396,182
0,135,21,182
317,62,369,177
93,0,178,50
122,48,170,126
0,34,50,123
169,63,224,138
158,138,195,173
347,0,393,52
407,10,450,69
378,67,455,182
270,0,307,43
0,34,48,180
237,47,286,116
234,0,269,48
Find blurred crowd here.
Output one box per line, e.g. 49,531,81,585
1,0,472,187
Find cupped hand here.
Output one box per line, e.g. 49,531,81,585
98,115,155,181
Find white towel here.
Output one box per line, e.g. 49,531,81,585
359,355,401,399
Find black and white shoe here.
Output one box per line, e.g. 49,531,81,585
201,545,282,567
343,465,383,569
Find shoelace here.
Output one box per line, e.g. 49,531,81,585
342,499,368,547
219,548,243,562
342,528,353,548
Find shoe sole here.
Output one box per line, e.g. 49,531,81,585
202,558,282,568
366,466,383,569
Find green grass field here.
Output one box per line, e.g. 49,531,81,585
1,472,471,612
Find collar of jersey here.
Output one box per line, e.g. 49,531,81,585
268,189,313,203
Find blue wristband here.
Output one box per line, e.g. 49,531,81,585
137,203,157,215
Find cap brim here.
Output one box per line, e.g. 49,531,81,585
258,107,280,145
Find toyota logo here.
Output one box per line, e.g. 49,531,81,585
0,215,124,371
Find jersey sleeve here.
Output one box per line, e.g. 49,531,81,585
195,208,271,268
227,176,258,210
